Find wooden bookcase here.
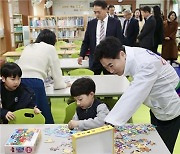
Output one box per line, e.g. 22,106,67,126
28,15,94,42
0,0,5,54
13,14,24,48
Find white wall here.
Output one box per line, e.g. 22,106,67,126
52,0,94,15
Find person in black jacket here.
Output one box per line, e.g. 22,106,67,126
152,6,164,54
108,5,118,19
137,6,156,51
78,0,123,75
0,62,41,124
122,9,139,46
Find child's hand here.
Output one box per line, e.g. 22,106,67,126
34,106,41,114
68,120,79,130
5,111,15,121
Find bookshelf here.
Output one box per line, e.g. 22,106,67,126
28,15,95,42
57,16,84,40
13,14,23,48
28,16,56,42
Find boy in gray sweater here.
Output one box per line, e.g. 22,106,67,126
68,77,109,130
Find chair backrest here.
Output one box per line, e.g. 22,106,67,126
68,68,94,76
15,46,24,52
8,109,45,124
71,52,79,58
64,102,77,124
175,81,180,96
101,98,118,110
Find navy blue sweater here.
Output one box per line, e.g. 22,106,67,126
0,80,35,123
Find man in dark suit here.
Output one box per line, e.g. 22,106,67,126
137,6,156,51
78,0,123,75
108,5,118,19
122,9,139,46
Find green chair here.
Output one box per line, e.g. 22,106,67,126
101,98,118,110
68,68,94,76
73,40,82,50
6,57,15,62
55,41,67,50
71,52,79,58
63,102,77,124
132,104,150,124
8,108,45,124
15,46,24,52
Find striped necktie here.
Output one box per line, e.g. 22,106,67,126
124,20,129,37
100,20,105,41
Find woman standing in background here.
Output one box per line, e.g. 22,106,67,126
133,8,145,46
152,6,164,54
133,8,145,34
162,11,178,65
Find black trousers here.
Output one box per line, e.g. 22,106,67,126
150,110,180,153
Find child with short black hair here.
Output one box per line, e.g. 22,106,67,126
68,77,109,130
0,62,41,124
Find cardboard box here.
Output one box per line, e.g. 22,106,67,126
4,128,41,154
72,125,114,154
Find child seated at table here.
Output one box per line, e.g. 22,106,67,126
68,77,109,130
0,62,41,124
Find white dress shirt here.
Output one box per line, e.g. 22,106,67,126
105,46,180,126
96,15,108,46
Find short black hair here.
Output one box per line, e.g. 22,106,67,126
93,0,107,9
141,6,151,13
1,62,22,78
70,78,96,97
168,11,177,20
35,29,56,46
95,36,125,61
108,5,115,10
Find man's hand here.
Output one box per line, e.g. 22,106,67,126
78,57,83,65
5,111,15,121
68,120,79,130
34,106,41,114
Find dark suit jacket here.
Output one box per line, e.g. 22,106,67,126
122,17,139,46
137,15,156,51
108,14,118,20
114,15,118,20
80,17,123,69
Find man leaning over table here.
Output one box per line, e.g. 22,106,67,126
95,36,180,154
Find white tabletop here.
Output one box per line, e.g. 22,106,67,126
2,50,77,57
0,124,170,154
45,75,130,97
59,58,89,69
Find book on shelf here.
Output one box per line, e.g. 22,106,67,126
57,17,83,28
30,18,56,28
15,35,23,42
